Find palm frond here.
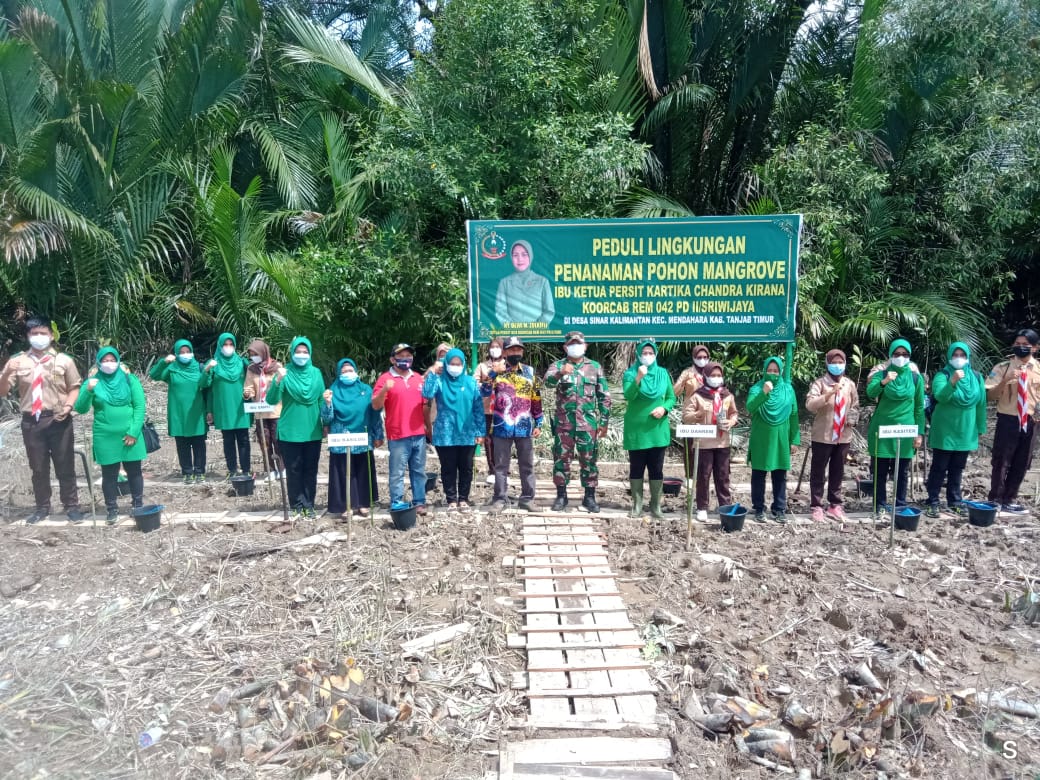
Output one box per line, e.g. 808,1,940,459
621,188,695,218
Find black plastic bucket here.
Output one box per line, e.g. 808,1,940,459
856,479,873,497
390,504,417,531
132,504,163,533
894,507,921,532
662,478,683,496
425,471,439,493
231,475,255,496
116,478,131,497
718,503,747,533
966,500,998,528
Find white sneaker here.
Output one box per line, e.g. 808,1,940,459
485,475,496,485
696,510,708,522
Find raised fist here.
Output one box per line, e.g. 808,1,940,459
763,381,774,394
88,378,99,391
165,354,176,363
323,389,333,403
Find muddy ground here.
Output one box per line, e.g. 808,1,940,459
1,383,1039,780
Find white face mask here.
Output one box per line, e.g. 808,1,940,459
639,353,656,367
178,353,194,364
292,354,309,367
565,344,586,358
706,376,723,388
489,347,502,359
221,345,235,358
950,357,968,370
250,355,262,364
99,361,118,375
446,364,464,378
890,356,910,368
694,357,709,368
29,334,52,351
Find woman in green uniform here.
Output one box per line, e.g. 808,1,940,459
203,333,250,478
75,348,147,524
622,340,676,520
150,339,207,484
747,357,800,523
924,342,986,517
866,339,925,515
266,337,324,518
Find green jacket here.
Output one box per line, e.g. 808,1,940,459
746,387,800,472
202,363,250,430
928,369,986,451
265,369,324,442
621,370,676,450
149,359,206,437
866,370,925,458
75,375,147,465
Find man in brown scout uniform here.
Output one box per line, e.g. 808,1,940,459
542,331,611,513
985,328,1040,514
0,317,85,524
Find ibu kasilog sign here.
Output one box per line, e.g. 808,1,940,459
467,215,801,343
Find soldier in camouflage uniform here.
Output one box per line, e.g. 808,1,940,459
542,331,611,512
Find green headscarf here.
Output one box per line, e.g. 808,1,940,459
282,336,324,404
748,356,795,426
624,340,670,399
942,341,981,407
883,339,915,401
212,332,245,382
168,338,200,380
436,348,480,440
94,346,131,405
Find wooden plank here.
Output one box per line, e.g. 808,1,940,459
520,638,644,651
508,766,676,780
516,591,622,599
507,717,662,732
519,607,628,615
520,624,634,633
519,574,618,580
522,568,572,721
508,737,672,765
527,663,650,673
498,742,515,780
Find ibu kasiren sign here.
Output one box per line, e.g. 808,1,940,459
466,215,801,343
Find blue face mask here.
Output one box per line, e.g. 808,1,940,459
827,363,845,376
339,373,357,385
292,354,309,367
177,353,194,364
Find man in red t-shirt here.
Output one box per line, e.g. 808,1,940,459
372,343,428,514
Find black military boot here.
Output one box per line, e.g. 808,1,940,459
551,485,568,512
581,488,600,513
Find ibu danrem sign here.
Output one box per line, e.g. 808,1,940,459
466,215,801,343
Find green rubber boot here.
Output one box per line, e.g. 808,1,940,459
649,480,665,519
629,479,644,518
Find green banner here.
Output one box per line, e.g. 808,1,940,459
467,215,801,343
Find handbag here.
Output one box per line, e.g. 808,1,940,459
142,420,161,453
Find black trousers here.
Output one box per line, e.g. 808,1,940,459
221,428,250,473
101,461,143,511
437,445,476,503
989,413,1038,504
810,441,850,508
874,457,911,508
926,449,969,506
174,435,207,475
21,412,79,511
280,439,322,510
327,450,378,514
751,468,787,514
689,448,732,510
628,447,666,480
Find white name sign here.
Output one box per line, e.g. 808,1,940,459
677,424,718,439
244,402,274,414
328,432,369,447
878,424,919,439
